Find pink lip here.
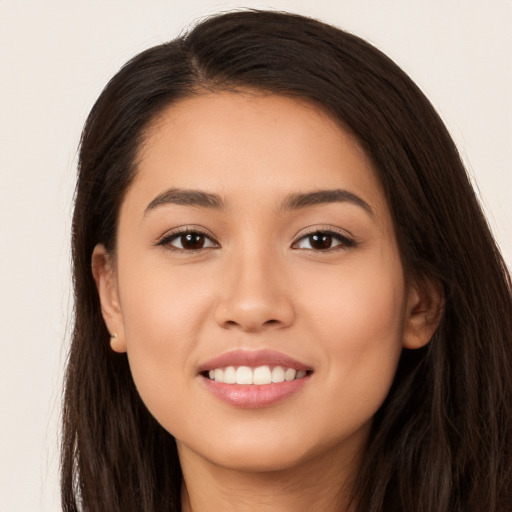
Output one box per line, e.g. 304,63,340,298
202,378,309,408
198,349,312,408
197,349,311,372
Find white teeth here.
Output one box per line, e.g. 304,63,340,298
207,365,308,385
284,368,297,381
253,366,272,385
271,366,285,383
236,366,253,384
223,366,237,384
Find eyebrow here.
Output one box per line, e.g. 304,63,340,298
145,188,223,214
144,187,373,217
280,189,373,216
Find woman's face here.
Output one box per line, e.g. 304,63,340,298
95,92,433,475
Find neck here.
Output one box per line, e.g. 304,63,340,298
179,443,361,512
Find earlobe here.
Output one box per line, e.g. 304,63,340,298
402,276,445,350
109,332,126,354
91,244,127,353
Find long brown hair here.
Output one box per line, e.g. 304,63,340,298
62,10,512,511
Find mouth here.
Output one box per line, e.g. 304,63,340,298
202,365,312,385
198,350,313,408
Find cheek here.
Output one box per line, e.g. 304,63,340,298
116,256,213,414
299,253,406,417
304,248,405,334
118,253,214,339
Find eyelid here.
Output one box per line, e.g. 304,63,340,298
154,224,357,252
155,225,220,250
291,226,357,251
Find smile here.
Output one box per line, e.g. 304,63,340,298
207,365,308,385
198,350,313,407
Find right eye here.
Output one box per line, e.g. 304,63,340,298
158,229,219,252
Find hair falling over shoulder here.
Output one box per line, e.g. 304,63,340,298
62,9,512,512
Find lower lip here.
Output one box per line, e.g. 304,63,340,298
201,375,310,408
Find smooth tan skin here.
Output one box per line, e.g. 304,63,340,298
93,92,443,511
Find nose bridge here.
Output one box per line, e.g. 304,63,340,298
214,241,294,332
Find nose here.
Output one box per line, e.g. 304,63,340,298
214,252,295,333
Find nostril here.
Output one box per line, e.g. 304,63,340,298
220,318,282,330
215,299,295,332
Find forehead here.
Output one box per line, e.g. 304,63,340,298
128,91,387,218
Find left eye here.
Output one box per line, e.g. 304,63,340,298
161,231,218,251
293,231,353,251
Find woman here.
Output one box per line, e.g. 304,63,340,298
61,10,512,512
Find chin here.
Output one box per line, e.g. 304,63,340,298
207,444,311,474
178,420,367,476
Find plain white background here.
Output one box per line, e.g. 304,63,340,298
0,1,510,510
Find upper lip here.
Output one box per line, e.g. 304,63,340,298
197,349,312,373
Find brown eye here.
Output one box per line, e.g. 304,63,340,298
180,233,206,250
293,230,355,251
160,230,218,251
308,233,333,250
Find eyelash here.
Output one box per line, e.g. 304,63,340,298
291,229,356,252
156,228,219,253
156,227,357,253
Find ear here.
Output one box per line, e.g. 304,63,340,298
91,244,126,353
402,276,445,349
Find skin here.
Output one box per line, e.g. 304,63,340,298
93,91,442,511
